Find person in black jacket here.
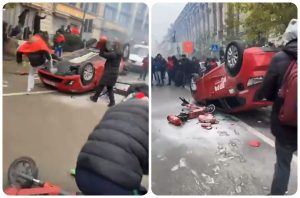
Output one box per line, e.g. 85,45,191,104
75,99,148,195
261,19,297,195
33,12,46,35
90,40,123,106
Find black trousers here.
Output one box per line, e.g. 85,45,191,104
93,84,115,103
270,140,297,195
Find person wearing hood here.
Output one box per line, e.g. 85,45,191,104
261,19,297,195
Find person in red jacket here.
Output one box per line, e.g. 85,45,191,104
16,33,59,93
54,32,65,57
166,56,174,85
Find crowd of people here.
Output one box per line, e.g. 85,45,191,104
151,53,220,87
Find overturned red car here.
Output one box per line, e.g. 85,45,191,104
38,45,129,93
190,41,276,113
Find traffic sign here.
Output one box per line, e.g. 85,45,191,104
211,44,219,52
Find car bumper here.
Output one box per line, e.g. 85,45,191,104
38,69,94,93
125,62,143,73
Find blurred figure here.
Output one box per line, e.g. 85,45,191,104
90,40,123,106
180,54,190,87
56,25,65,34
158,54,167,86
152,54,163,85
139,54,149,81
18,9,30,28
54,32,65,57
151,57,157,85
33,12,46,35
166,56,174,85
65,25,71,34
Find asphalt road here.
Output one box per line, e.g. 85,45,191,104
151,85,297,195
2,60,148,193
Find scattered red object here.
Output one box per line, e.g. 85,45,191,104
167,115,183,126
4,182,75,195
249,140,261,147
201,123,212,130
135,92,145,99
198,113,217,124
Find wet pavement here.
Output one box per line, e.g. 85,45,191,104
151,85,297,195
2,60,148,192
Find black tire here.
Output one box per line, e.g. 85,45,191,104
123,43,130,60
8,156,38,188
225,41,245,77
79,63,95,86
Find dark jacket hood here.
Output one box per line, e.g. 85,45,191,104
283,39,297,59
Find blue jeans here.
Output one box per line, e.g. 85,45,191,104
55,45,63,57
271,140,297,195
75,168,132,195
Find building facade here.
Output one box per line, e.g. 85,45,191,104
3,3,148,44
102,3,148,43
161,3,245,58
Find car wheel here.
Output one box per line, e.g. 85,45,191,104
123,43,130,60
8,156,38,188
80,63,95,86
225,41,245,77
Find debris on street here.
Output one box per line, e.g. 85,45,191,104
249,140,261,147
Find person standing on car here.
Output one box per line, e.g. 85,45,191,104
76,99,148,195
261,19,297,195
90,40,123,106
33,12,46,35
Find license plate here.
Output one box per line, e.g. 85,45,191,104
43,79,56,87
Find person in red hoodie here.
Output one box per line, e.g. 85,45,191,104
54,32,65,57
166,56,174,85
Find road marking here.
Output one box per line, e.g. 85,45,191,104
3,85,8,88
233,115,297,164
3,90,56,96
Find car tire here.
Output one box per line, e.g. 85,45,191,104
123,43,130,60
79,63,95,86
8,156,38,188
225,41,245,77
